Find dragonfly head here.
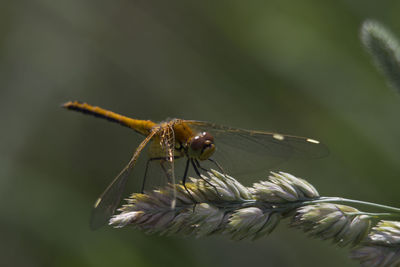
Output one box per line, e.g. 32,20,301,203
187,132,215,160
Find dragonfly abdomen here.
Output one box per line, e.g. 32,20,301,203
63,101,156,136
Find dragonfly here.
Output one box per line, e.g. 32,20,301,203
63,101,328,229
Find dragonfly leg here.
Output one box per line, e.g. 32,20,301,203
142,157,165,193
208,158,227,176
142,156,181,193
191,159,220,197
159,160,170,181
182,159,197,205
194,159,208,172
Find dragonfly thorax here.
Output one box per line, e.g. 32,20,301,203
187,131,215,160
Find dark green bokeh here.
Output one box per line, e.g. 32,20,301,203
2,1,400,266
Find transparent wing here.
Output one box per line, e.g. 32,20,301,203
90,130,157,230
184,120,328,175
159,125,177,207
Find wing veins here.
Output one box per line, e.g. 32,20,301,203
184,120,327,159
90,129,158,229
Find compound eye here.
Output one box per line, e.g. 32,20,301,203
189,132,205,151
190,136,202,151
189,132,215,160
190,132,213,150
202,132,214,143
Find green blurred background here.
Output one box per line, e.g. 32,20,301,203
2,0,400,266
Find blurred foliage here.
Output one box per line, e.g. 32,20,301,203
2,0,400,266
361,20,400,94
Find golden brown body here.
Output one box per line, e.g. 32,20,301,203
63,101,327,229
63,101,217,229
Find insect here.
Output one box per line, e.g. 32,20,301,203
63,101,327,229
